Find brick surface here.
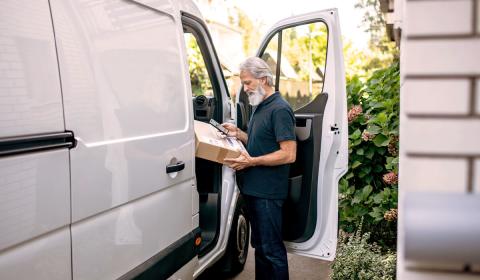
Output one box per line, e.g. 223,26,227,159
403,119,480,154
404,39,480,75
476,79,480,114
403,79,470,115
405,0,472,36
399,157,468,193
478,0,480,34
474,159,480,193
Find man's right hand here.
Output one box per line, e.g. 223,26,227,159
222,123,248,144
222,122,239,138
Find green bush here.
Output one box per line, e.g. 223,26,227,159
331,228,397,280
340,62,399,248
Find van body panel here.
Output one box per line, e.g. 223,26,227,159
0,227,71,280
0,150,70,252
71,179,194,280
0,1,65,138
49,0,194,219
49,0,198,278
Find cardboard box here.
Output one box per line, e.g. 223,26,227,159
194,120,246,164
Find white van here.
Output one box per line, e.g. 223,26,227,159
0,1,347,279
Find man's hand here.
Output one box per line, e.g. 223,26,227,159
221,122,238,138
224,151,256,171
222,122,248,144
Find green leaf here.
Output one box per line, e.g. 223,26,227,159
365,148,375,159
361,185,373,199
373,164,384,172
356,148,364,155
373,134,389,147
366,124,382,134
373,192,384,204
384,187,391,198
349,129,361,140
352,161,362,169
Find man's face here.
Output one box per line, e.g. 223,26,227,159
240,70,266,106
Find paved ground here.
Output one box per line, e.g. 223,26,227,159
228,245,331,280
199,243,331,280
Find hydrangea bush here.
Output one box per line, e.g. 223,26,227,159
339,62,400,248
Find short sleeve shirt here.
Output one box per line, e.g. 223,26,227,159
241,92,296,199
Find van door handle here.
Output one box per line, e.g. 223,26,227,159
166,161,185,174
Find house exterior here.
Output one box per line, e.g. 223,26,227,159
383,0,480,278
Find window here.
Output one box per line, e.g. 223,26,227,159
261,21,328,110
184,33,213,97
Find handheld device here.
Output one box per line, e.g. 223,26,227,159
209,119,229,135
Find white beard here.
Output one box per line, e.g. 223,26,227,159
247,85,266,106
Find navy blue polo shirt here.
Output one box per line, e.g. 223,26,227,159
241,92,296,199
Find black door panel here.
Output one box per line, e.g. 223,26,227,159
283,93,328,242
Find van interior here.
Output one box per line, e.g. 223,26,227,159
192,94,223,256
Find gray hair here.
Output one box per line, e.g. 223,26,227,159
239,57,274,87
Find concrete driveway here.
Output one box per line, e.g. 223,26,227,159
229,245,332,280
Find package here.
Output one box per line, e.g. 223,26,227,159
194,120,246,164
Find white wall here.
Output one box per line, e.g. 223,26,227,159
398,0,480,278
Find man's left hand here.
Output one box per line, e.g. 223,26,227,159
224,151,256,171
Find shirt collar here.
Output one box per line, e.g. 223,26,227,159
258,91,279,108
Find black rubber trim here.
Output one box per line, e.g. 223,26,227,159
0,131,76,157
275,30,282,92
120,228,201,280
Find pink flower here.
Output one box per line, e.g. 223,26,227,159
383,172,398,185
348,105,363,123
362,131,375,141
384,208,398,221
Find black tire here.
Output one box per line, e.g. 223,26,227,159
217,195,250,276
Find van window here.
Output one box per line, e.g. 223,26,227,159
261,22,328,110
184,33,214,97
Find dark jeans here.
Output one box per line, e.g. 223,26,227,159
244,195,289,280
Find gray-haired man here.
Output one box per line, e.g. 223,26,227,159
223,57,296,280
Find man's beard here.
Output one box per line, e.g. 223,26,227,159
247,85,266,106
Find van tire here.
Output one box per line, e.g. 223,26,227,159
218,195,250,276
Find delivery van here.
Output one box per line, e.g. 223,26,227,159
0,0,348,279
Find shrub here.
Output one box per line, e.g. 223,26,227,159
340,62,399,248
331,227,397,280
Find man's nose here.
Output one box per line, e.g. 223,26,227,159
243,84,249,92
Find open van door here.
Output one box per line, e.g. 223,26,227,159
236,9,348,260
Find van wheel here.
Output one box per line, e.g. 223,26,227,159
218,195,250,276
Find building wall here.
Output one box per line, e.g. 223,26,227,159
398,0,480,278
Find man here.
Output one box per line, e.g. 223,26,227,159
223,57,296,280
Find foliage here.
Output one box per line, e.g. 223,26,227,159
332,226,397,280
339,61,399,248
231,7,261,56
354,0,398,70
185,34,212,96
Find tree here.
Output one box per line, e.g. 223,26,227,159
355,0,398,68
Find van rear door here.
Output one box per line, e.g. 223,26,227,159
237,9,348,260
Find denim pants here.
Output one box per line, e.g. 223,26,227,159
244,195,289,280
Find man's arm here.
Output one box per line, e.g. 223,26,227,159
224,140,296,171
